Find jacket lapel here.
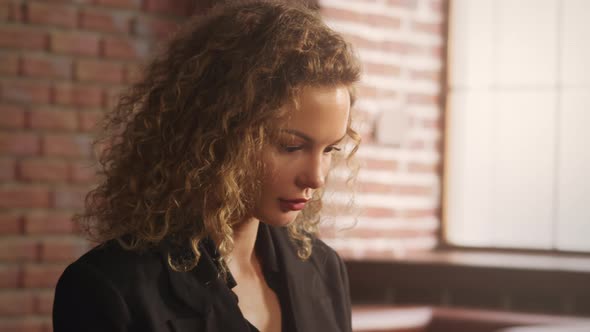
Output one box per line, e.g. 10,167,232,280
160,239,252,332
269,227,341,332
159,241,216,316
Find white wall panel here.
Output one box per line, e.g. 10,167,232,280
448,0,494,88
446,91,494,246
496,0,558,86
492,91,555,248
557,91,590,251
561,0,590,87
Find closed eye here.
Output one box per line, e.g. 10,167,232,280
324,146,341,154
283,145,303,153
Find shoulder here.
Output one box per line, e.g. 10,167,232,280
55,240,167,311
309,236,348,283
65,240,164,289
269,226,346,279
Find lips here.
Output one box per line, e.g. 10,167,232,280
279,198,308,211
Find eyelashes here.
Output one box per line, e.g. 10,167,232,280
280,144,341,154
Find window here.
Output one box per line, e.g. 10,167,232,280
444,0,590,252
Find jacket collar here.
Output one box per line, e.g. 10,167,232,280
159,237,221,315
268,226,334,332
160,224,336,331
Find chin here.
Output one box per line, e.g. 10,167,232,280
261,211,299,228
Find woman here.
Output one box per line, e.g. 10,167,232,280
53,1,361,331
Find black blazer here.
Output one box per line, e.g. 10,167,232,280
53,224,352,332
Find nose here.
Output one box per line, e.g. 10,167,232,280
297,154,326,190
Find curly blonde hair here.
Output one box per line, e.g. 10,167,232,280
77,0,361,271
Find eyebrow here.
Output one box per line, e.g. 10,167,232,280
282,129,347,145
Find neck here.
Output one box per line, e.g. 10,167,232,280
227,217,260,274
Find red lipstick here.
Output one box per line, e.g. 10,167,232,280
279,198,308,211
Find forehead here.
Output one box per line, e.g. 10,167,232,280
280,85,351,141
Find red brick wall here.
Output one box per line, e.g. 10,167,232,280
318,0,447,259
0,0,192,330
0,0,447,329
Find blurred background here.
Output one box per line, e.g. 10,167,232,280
1,0,589,331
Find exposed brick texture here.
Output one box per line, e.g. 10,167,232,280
0,0,193,326
318,0,446,259
0,0,447,326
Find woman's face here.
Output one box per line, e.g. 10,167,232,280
253,85,351,227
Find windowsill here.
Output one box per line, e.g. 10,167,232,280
345,249,590,273
345,248,590,316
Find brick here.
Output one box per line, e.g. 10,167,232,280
42,133,92,157
0,291,36,315
75,59,124,84
412,21,443,35
363,158,398,170
53,83,103,108
24,211,75,234
0,158,16,181
430,0,444,14
80,8,131,33
21,55,72,79
410,69,441,82
320,7,366,22
0,265,20,288
400,208,437,219
356,182,393,194
383,40,422,54
1,80,51,104
0,52,19,75
95,0,142,9
0,132,40,156
394,184,434,196
0,104,26,128
0,211,23,234
18,158,69,182
0,26,48,50
361,207,396,218
356,84,378,99
102,36,149,60
407,93,440,106
0,186,50,209
35,290,55,314
144,0,193,17
366,14,402,29
50,31,99,56
0,238,39,262
52,186,88,209
134,16,179,39
105,87,125,109
0,319,48,332
387,0,418,10
29,108,78,130
429,45,443,58
23,264,65,288
321,7,401,30
79,110,103,131
39,238,89,262
70,160,97,183
124,63,143,84
422,118,442,129
408,161,439,173
0,1,23,22
364,62,401,76
25,2,78,28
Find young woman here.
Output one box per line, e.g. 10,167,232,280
53,1,361,331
